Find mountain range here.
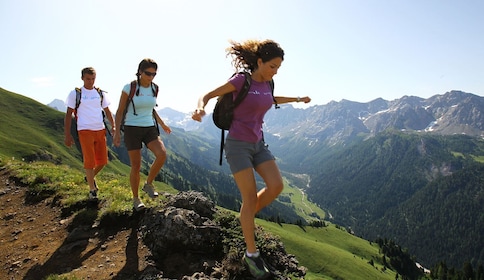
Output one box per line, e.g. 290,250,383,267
45,89,484,270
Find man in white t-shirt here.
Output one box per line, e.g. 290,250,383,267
64,67,115,200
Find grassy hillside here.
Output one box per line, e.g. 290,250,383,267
259,220,398,280
0,87,81,166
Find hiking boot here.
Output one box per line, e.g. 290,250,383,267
243,253,271,279
89,189,98,200
133,197,145,211
84,176,99,190
142,182,158,198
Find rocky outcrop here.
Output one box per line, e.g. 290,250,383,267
139,191,307,279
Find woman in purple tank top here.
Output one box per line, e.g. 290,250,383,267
192,39,311,279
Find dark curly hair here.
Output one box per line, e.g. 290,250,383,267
226,39,284,72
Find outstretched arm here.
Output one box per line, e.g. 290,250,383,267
191,81,236,122
274,96,311,105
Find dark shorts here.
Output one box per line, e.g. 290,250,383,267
224,136,275,174
123,126,159,151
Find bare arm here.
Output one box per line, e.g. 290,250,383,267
153,110,172,134
113,91,129,147
64,107,75,147
191,82,236,122
274,96,311,105
103,107,115,135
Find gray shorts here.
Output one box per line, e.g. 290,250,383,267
224,136,275,174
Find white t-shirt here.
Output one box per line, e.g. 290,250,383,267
65,87,111,131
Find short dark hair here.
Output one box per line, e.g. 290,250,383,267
81,67,96,78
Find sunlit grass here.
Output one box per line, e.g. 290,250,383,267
471,155,484,163
1,158,176,218
281,177,326,221
258,220,398,280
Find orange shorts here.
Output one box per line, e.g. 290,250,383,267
78,129,108,169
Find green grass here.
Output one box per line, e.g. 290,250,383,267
1,158,177,220
0,88,82,166
258,220,397,280
452,151,484,163
280,177,326,222
471,155,484,163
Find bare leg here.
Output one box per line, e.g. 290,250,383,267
233,168,258,254
128,149,142,198
254,160,284,213
145,138,167,184
85,168,96,191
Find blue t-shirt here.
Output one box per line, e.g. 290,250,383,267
122,83,157,127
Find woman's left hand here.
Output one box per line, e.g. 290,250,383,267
161,123,172,134
300,96,311,103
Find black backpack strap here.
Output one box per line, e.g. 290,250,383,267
152,82,159,97
269,79,279,109
129,81,138,115
219,129,225,165
151,82,160,134
233,72,251,107
218,72,251,166
74,87,82,111
95,87,112,137
95,87,103,103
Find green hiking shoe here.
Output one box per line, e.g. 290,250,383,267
243,253,271,279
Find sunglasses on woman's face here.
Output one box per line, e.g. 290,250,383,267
144,70,157,77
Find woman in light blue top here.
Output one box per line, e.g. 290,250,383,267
113,58,171,211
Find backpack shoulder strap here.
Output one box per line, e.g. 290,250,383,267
269,79,279,109
152,82,159,97
124,80,139,117
94,87,104,107
129,80,137,100
232,72,251,107
74,87,82,110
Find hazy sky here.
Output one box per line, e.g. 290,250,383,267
1,0,483,113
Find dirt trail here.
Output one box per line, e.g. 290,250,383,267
0,169,154,280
